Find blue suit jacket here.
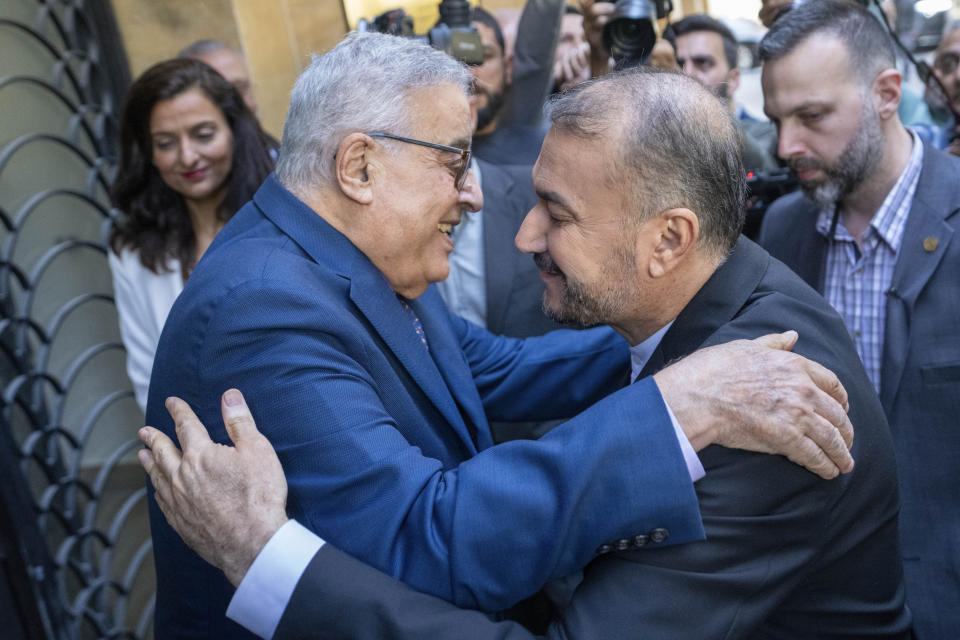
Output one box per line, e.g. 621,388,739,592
759,144,960,640
146,175,704,638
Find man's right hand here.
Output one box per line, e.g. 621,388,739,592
580,0,614,77
139,389,290,587
654,331,855,480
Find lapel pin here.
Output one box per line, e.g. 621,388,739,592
923,237,938,253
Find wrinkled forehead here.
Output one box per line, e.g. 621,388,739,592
197,48,249,82
676,30,725,58
403,83,473,143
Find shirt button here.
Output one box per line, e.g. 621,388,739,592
649,528,669,543
632,535,649,548
596,544,612,555
854,330,862,339
615,539,631,552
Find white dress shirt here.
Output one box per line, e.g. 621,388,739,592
435,158,487,326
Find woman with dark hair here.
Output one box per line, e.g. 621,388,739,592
109,58,273,410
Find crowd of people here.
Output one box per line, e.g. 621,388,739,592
106,1,959,638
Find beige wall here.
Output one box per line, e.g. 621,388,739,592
112,0,350,138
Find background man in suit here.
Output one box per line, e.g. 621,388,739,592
141,67,909,639
468,7,551,165
438,158,562,442
756,3,960,637
437,160,552,338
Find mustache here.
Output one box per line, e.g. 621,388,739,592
787,157,822,173
533,252,563,276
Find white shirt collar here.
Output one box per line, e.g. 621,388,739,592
630,321,674,383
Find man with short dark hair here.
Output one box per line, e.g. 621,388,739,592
757,2,960,637
667,14,777,171
142,67,909,639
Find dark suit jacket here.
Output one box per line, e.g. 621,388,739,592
478,160,558,338
147,175,705,638
272,238,911,639
478,160,568,442
472,124,548,167
759,144,960,640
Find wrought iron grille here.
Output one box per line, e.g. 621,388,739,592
0,1,153,639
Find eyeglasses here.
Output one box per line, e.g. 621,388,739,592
367,132,472,191
934,51,960,75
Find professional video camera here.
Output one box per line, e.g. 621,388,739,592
743,168,798,239
601,0,673,67
356,0,483,65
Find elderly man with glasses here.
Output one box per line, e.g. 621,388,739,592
145,32,856,639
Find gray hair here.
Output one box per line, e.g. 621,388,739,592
545,68,746,259
275,32,472,193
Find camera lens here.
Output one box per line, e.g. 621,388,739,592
602,0,657,62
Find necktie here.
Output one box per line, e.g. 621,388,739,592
398,297,429,350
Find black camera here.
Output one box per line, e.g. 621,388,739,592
357,0,483,65
743,168,798,238
601,0,673,66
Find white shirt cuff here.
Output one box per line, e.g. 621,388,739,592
226,520,325,639
665,402,705,483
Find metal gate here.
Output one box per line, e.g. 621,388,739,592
0,1,153,638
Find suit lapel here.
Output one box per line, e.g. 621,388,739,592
254,176,481,454
881,147,960,409
792,207,828,291
349,277,480,455
639,237,767,379
411,292,491,451
480,161,523,335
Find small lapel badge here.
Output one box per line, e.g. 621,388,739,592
923,237,939,253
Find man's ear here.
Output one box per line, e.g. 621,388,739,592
336,133,376,205
647,208,699,278
873,68,903,121
727,67,741,96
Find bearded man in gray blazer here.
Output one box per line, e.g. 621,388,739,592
756,4,960,638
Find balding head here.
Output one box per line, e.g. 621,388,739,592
546,68,745,258
180,40,258,115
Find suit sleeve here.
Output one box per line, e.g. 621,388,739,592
274,454,830,640
274,545,543,640
453,317,633,422
193,280,703,613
